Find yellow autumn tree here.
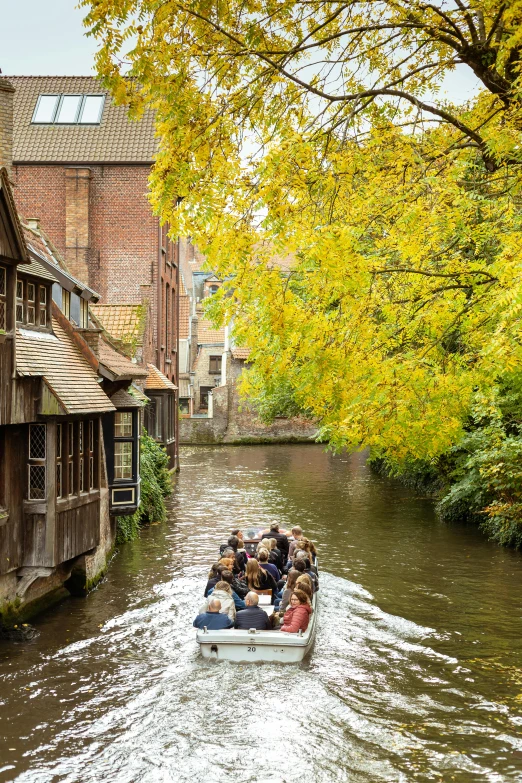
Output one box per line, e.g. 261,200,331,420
83,0,522,461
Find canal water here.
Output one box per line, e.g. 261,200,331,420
1,445,522,782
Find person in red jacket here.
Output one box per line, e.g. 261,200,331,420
280,589,313,633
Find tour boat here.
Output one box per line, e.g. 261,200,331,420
196,533,318,663
195,591,318,663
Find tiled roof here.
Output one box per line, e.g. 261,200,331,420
98,339,149,379
91,303,145,345
231,347,251,360
19,252,58,283
197,318,225,344
109,388,146,409
8,76,157,163
145,364,177,391
16,318,115,414
179,295,190,339
178,378,190,397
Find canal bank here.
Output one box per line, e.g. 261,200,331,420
1,444,522,782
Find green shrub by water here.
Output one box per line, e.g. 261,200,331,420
116,432,172,544
373,376,522,549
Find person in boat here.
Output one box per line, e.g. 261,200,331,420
220,529,244,554
220,536,248,572
257,548,280,582
199,581,236,621
218,552,239,576
275,568,299,612
265,537,284,572
234,592,272,630
193,598,234,630
280,589,313,634
241,558,278,603
204,562,226,597
295,574,313,602
261,522,290,560
207,569,247,609
292,552,319,591
288,526,304,558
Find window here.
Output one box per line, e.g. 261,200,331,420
80,298,89,328
165,285,170,354
27,282,35,325
39,287,47,326
0,266,6,331
32,95,60,123
16,279,23,323
14,278,50,329
28,424,46,500
200,386,213,410
209,355,222,374
79,422,84,492
56,423,62,499
114,412,132,437
179,398,190,415
62,289,71,319
32,94,105,125
57,419,98,499
113,411,135,481
209,285,219,295
114,442,133,480
56,95,83,123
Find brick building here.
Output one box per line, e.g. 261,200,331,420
0,75,153,623
7,76,179,467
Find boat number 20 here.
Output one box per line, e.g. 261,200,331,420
248,646,256,652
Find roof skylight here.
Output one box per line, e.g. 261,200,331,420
32,94,105,125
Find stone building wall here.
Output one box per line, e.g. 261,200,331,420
179,354,318,444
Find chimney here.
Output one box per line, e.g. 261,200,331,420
65,167,92,284
0,78,14,176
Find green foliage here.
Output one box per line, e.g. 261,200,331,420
436,383,522,547
116,431,172,544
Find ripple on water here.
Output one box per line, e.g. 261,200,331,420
2,445,522,783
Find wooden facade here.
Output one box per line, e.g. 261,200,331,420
0,165,147,621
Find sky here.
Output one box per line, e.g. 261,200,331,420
1,0,98,76
0,0,481,103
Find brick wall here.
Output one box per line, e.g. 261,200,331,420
0,79,14,175
13,163,160,356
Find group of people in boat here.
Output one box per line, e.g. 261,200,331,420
193,522,318,633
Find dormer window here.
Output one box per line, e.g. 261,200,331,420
32,94,105,125
15,278,50,330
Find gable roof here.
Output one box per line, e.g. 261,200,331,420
98,339,149,381
16,317,115,414
91,303,145,346
145,364,177,391
197,317,225,344
8,76,157,164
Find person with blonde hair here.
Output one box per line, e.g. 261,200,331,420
241,558,277,602
199,580,236,621
295,574,313,602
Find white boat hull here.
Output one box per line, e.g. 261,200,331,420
196,594,317,663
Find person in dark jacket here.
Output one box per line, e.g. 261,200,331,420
261,523,289,559
193,598,234,630
234,592,272,630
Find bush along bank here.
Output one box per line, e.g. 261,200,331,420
116,431,172,544
370,377,522,549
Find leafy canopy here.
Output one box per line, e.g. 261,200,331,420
83,0,522,461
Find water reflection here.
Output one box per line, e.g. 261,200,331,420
1,445,522,782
